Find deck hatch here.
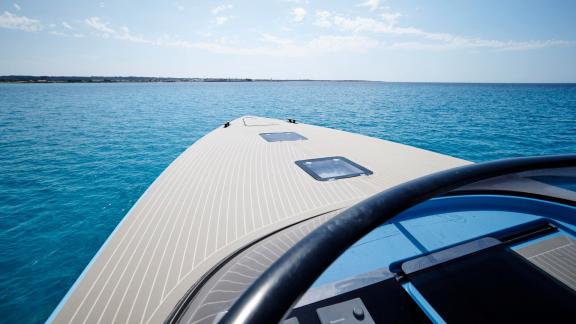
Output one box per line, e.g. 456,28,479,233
406,241,576,322
295,157,372,181
260,132,307,142
517,235,576,291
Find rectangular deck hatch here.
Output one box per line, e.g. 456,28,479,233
260,132,307,142
295,157,372,181
405,240,576,322
516,235,576,291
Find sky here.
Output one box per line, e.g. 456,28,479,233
0,0,575,82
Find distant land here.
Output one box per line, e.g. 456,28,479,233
0,75,350,83
2,76,573,84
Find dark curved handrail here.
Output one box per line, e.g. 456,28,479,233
220,154,576,324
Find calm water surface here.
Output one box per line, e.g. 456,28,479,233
0,82,575,323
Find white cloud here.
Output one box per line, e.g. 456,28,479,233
314,11,574,51
0,11,42,31
64,14,376,57
331,15,391,33
62,21,72,30
85,17,150,44
49,31,66,37
202,34,377,56
259,33,294,47
154,32,377,57
292,7,306,22
85,16,114,34
215,16,229,25
13,3,21,11
116,26,149,43
321,13,413,34
75,11,573,57
381,11,401,26
47,28,87,39
315,11,332,28
359,0,380,12
388,39,576,51
212,4,232,24
212,4,233,15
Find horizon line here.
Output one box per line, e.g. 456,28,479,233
0,75,575,85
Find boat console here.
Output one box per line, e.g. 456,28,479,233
219,156,576,323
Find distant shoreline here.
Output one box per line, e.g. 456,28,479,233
0,76,574,84
0,76,371,84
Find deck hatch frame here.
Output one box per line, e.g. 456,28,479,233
259,132,307,142
295,156,373,181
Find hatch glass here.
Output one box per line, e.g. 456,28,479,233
295,156,372,181
260,132,307,142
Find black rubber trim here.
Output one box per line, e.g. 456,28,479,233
165,208,343,324
220,154,576,324
498,222,557,245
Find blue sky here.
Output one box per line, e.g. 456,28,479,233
1,0,575,82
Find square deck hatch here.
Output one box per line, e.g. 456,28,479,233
295,156,372,181
260,132,307,142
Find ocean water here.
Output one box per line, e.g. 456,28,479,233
0,81,575,323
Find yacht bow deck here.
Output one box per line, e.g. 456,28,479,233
49,116,468,324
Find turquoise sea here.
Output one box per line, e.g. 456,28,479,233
0,81,575,323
